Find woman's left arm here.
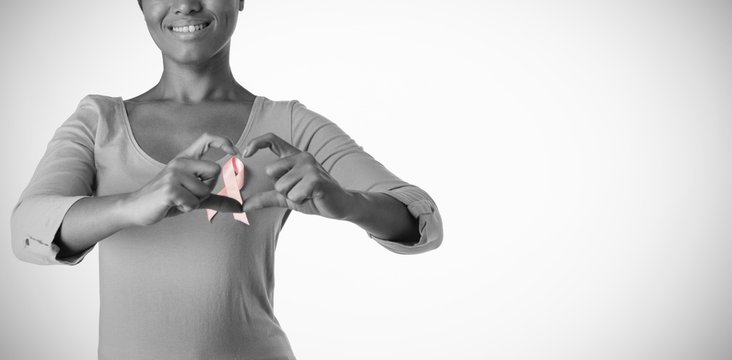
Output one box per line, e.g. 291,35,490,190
241,101,442,255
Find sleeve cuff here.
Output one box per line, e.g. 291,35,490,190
52,236,96,265
13,195,95,265
367,186,443,255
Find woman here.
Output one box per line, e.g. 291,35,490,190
10,0,443,358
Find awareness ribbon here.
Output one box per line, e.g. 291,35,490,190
206,155,250,225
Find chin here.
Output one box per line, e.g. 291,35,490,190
165,45,221,65
159,37,230,65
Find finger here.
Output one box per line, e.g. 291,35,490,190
199,194,244,213
242,133,300,158
174,132,240,160
273,171,303,198
286,177,316,203
168,158,222,188
241,190,290,212
265,156,297,180
171,187,200,214
177,172,213,199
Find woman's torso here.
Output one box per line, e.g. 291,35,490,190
88,94,297,360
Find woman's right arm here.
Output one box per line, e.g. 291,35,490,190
10,95,242,265
26,152,244,264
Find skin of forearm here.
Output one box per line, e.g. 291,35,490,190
343,191,420,244
55,194,136,258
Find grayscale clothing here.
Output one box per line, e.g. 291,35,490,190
10,94,443,360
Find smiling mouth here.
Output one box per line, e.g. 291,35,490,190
170,22,211,33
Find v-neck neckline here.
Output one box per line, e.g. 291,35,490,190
116,96,262,168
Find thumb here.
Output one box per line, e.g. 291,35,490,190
199,194,244,213
241,191,290,212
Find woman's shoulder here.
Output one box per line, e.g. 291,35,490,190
60,94,126,138
257,95,324,118
72,93,123,114
256,95,310,122
256,95,299,109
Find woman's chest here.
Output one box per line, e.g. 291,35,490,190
124,100,254,165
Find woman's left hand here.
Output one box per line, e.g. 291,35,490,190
241,133,355,220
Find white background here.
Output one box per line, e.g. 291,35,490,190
2,0,732,359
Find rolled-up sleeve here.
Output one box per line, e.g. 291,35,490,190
10,95,98,265
290,100,443,254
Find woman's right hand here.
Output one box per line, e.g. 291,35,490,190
123,133,245,227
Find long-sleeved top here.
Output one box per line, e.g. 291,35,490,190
10,94,443,359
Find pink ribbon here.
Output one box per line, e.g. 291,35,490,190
206,155,250,225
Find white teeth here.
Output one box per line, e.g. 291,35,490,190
171,23,208,33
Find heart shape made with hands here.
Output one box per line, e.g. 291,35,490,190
206,155,250,225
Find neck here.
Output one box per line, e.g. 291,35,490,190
153,45,242,104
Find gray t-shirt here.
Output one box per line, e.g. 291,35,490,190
11,94,443,359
